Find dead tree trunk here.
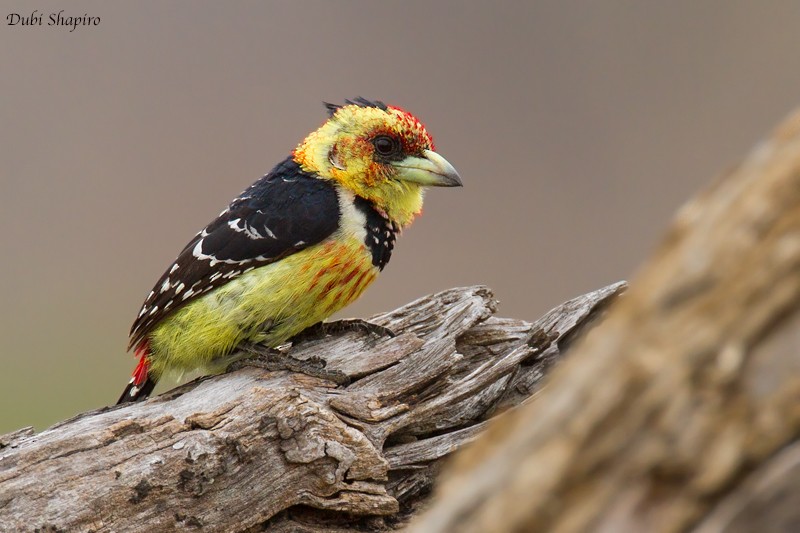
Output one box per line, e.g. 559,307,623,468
409,110,800,533
6,109,800,533
0,283,624,532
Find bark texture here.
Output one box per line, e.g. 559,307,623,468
6,108,800,533
0,283,624,532
409,110,800,533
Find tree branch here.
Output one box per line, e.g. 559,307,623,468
409,109,800,533
0,283,624,532
12,106,799,533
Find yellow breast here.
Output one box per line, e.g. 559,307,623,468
147,237,378,377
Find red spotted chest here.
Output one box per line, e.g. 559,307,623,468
307,241,378,315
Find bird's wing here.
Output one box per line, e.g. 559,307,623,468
128,158,340,349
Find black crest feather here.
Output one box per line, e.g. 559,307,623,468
323,97,388,117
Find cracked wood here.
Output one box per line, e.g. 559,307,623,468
0,283,624,532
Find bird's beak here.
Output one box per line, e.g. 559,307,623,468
393,149,463,187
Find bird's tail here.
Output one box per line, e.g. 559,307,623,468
116,341,157,404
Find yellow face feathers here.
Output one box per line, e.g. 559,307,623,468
294,101,461,228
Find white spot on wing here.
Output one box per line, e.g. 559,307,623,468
192,240,207,260
149,306,159,315
227,218,266,240
170,264,179,274
192,236,257,266
175,282,185,294
242,225,263,239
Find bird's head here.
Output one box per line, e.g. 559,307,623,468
293,98,461,228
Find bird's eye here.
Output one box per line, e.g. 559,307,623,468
372,135,401,159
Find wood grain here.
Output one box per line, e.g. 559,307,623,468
410,109,800,533
0,283,624,532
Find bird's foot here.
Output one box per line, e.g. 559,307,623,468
227,343,350,385
292,319,396,343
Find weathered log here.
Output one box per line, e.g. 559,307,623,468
11,108,800,533
409,110,800,532
692,436,800,533
0,282,624,532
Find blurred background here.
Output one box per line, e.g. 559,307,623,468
2,1,800,434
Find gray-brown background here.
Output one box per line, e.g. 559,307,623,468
2,1,799,434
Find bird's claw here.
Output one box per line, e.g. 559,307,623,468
227,343,350,385
292,319,396,344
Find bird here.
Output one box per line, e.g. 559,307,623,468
117,98,462,404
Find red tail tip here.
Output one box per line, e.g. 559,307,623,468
132,341,151,386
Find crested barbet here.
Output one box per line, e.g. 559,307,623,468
118,98,461,403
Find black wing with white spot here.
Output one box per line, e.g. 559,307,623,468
129,157,340,349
